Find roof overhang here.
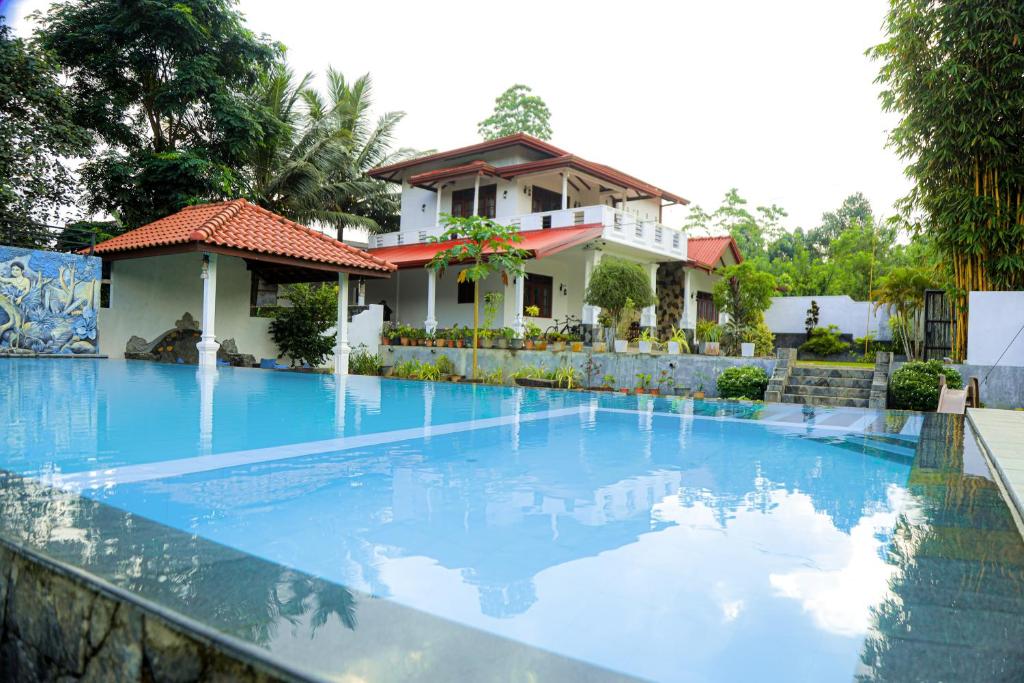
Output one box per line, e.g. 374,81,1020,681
368,224,604,269
369,133,568,181
96,242,392,279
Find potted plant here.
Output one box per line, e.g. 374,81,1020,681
479,328,494,349
655,369,674,397
452,324,464,348
568,332,584,353
548,331,566,353
697,321,722,355
597,310,615,350
635,372,652,394
508,328,524,350
598,374,616,392
524,321,542,350
693,370,710,400
666,326,690,355
398,325,412,346
424,330,437,347
381,321,397,346
584,259,655,356
496,327,513,350
479,292,502,350
635,328,657,354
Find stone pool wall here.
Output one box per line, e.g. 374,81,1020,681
381,346,777,397
0,539,301,683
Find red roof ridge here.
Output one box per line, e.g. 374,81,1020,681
188,199,246,241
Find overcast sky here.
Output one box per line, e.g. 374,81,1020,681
5,0,910,231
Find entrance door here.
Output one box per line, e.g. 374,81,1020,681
451,185,496,218
531,186,562,214
696,292,718,323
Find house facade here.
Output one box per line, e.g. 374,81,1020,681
363,133,739,340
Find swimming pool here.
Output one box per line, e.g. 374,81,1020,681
2,359,1023,681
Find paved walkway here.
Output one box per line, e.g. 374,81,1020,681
969,408,1024,539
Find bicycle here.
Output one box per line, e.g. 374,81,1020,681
545,314,583,339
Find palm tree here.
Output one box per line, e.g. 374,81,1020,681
872,266,935,360
248,66,421,240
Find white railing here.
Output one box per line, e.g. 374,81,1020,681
368,204,687,259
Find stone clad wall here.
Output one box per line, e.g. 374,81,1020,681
0,540,299,683
656,262,686,340
0,246,101,355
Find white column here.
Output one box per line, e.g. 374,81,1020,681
561,173,568,210
335,272,350,375
425,269,438,333
682,268,694,329
435,184,443,227
641,262,659,328
582,249,602,325
357,278,366,306
513,275,525,336
196,366,217,455
197,253,220,368
472,174,481,216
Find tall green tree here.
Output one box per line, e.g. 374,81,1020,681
33,0,280,228
427,215,529,379
478,84,553,141
806,192,873,258
870,0,1024,359
0,20,91,244
248,67,418,240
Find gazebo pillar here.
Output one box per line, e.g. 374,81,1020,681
425,269,437,333
335,272,350,375
197,253,220,368
561,173,569,210
472,174,481,216
513,274,525,336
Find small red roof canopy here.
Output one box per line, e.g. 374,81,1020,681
686,235,743,271
90,199,396,277
368,224,604,269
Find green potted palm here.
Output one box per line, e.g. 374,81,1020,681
696,320,721,355
635,328,658,354
666,326,690,354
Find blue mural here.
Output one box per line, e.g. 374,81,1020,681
0,246,101,354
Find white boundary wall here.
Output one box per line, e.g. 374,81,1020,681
764,295,892,340
967,291,1024,367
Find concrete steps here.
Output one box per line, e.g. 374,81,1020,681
781,364,877,408
781,393,870,408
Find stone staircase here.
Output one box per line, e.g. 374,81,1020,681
781,365,875,408
765,351,893,409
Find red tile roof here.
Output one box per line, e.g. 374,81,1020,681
370,133,689,206
369,224,604,269
90,200,396,275
687,236,743,270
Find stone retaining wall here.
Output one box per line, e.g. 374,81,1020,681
0,538,302,683
382,346,776,397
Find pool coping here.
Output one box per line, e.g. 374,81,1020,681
967,407,1024,542
0,531,319,683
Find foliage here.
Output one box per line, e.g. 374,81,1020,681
804,300,820,340
696,320,722,343
713,262,776,331
716,365,769,400
428,214,528,378
872,266,934,360
349,348,382,375
668,326,691,352
268,283,337,366
524,321,543,340
888,360,963,412
482,292,503,330
435,355,455,376
477,84,552,141
800,325,849,357
584,258,656,335
0,23,91,241
870,1,1024,359
681,188,786,256
635,373,652,389
601,374,616,389
482,368,504,385
247,66,419,239
634,328,658,344
748,320,776,357
553,365,580,389
656,370,675,391
34,0,279,228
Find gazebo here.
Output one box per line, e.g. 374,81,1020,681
90,199,396,373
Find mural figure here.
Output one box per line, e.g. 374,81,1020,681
0,246,101,354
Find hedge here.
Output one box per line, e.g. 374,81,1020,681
717,365,770,400
888,360,962,411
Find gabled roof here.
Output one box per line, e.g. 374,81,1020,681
369,133,569,179
368,224,604,269
686,235,743,271
90,200,396,276
370,133,689,206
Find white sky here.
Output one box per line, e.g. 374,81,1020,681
6,0,910,232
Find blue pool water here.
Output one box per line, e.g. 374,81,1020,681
2,359,1023,682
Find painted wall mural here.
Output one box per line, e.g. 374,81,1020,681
0,245,101,354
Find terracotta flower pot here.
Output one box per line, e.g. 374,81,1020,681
571,342,583,352
524,339,535,350
693,391,706,400
400,338,409,346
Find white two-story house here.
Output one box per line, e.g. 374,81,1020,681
364,133,739,340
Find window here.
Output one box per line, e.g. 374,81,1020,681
250,273,280,317
696,291,717,323
457,278,474,304
523,274,553,318
531,186,562,214
99,260,112,309
450,185,496,218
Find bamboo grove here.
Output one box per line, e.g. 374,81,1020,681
871,0,1024,360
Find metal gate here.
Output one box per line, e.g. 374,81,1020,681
923,289,952,360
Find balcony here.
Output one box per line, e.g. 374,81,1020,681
367,205,686,260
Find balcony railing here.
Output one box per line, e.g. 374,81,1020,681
368,205,686,259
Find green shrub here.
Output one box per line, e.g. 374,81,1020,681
435,355,455,376
349,349,382,375
888,360,962,411
800,325,849,357
268,283,337,367
749,320,775,357
717,365,770,400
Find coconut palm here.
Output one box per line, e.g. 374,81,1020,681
248,65,420,240
872,266,935,360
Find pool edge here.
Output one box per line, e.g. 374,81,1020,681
966,409,1024,543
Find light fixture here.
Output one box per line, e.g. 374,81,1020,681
421,203,426,212
559,283,568,295
502,189,508,199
